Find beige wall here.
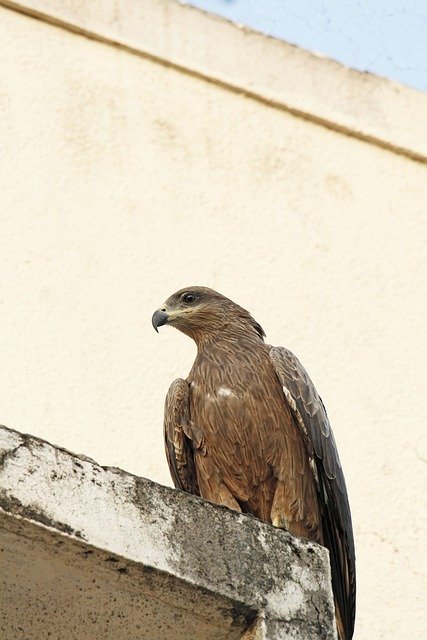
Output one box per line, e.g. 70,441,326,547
0,2,426,638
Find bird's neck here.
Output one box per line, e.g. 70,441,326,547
194,326,265,353
190,329,269,392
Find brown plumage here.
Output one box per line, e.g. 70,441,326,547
152,286,355,639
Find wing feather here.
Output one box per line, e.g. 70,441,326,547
164,378,200,495
269,346,356,640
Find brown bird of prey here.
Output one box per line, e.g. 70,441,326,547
152,286,355,640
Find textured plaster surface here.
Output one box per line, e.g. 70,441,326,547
1,0,427,161
0,3,426,639
0,425,336,639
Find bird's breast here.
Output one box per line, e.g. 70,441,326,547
190,380,242,401
187,347,287,437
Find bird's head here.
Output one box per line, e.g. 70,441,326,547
152,286,265,346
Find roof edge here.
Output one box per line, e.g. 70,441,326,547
0,423,337,638
1,0,427,163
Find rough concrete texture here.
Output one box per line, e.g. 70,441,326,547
0,425,337,639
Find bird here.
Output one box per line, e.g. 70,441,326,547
152,286,355,639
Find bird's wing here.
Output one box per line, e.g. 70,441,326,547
164,378,200,495
269,346,356,640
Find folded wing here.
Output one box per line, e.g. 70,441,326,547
269,346,356,640
164,378,200,495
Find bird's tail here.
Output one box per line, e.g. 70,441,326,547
335,599,347,640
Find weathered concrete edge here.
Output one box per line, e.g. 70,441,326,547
0,0,426,164
1,509,260,638
0,424,337,639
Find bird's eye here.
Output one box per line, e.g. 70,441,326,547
182,293,197,304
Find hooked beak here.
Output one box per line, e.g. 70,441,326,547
152,309,169,333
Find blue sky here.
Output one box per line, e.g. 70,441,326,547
185,0,427,93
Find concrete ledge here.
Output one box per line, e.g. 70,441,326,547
0,0,426,163
0,425,336,639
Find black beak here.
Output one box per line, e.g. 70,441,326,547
152,309,169,333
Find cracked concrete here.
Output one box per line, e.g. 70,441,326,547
0,424,336,639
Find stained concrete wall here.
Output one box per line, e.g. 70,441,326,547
0,1,426,638
0,425,337,639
